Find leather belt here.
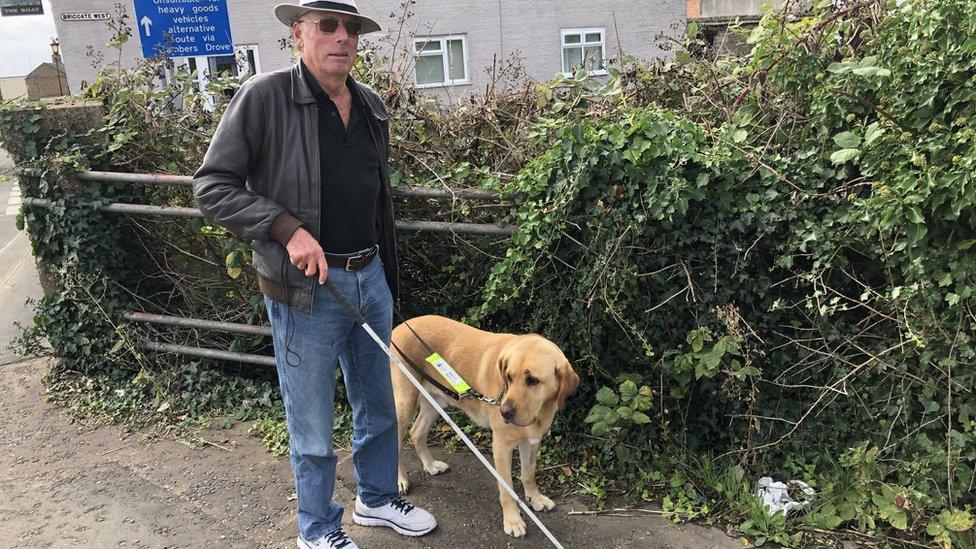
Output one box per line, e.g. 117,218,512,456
324,245,377,271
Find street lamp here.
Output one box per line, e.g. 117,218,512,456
50,38,64,96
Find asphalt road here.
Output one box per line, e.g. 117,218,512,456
0,150,42,366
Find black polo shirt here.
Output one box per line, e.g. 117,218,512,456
303,63,381,254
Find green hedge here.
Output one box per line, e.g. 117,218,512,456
470,0,975,543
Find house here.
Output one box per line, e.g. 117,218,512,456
51,1,684,99
25,59,70,99
371,0,684,99
0,76,29,102
687,0,791,55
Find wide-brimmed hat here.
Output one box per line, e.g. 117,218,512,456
274,0,381,34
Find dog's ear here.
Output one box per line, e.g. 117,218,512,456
497,348,509,383
554,359,580,411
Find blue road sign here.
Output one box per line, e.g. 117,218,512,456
132,0,234,58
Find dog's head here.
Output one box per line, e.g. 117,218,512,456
496,335,580,427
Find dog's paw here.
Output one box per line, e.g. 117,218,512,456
503,514,527,538
423,460,450,476
397,476,410,494
527,493,555,512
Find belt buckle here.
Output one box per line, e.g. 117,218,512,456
345,249,366,271
344,247,374,271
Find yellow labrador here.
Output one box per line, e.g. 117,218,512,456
390,315,580,538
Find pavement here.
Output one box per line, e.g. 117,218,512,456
0,147,743,548
0,358,744,549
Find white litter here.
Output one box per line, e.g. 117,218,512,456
755,477,816,515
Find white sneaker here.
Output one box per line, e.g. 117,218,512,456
297,528,358,549
353,495,437,536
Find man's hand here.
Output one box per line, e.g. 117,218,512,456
286,228,328,284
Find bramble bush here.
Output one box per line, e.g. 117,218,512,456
1,0,974,545
468,0,975,545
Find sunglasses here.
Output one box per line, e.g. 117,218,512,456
299,18,363,36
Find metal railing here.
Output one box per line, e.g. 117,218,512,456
24,170,517,366
25,170,516,235
23,197,516,235
75,170,507,200
123,312,275,366
123,312,273,336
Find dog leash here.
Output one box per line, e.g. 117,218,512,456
390,310,503,407
323,280,565,549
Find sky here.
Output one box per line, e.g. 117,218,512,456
0,0,58,78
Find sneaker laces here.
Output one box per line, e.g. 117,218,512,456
324,528,352,548
389,495,415,514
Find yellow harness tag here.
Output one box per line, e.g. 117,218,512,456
426,353,472,394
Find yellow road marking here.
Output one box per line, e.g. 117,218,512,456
0,230,23,258
0,248,31,293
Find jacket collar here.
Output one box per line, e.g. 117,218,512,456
290,61,381,121
290,61,316,105
299,60,366,111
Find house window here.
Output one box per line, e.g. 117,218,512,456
170,44,262,107
176,44,260,101
186,44,261,86
235,44,262,76
413,35,468,88
561,28,606,76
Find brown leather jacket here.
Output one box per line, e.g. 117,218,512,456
193,62,398,313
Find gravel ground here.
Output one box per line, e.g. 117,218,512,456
0,357,743,548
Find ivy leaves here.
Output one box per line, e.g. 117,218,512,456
476,1,976,544
829,120,889,166
830,131,862,164
827,55,892,78
584,380,653,438
927,509,975,547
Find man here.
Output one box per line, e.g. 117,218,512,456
192,1,436,548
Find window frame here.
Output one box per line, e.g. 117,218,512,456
560,27,608,77
235,44,262,76
167,44,262,109
412,34,470,89
181,44,262,91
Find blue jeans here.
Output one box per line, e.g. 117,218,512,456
264,253,398,540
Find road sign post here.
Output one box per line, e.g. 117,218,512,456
132,0,234,58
